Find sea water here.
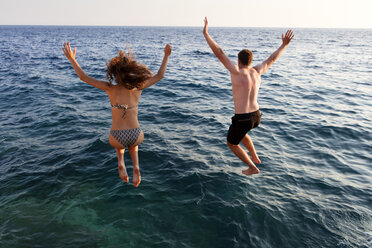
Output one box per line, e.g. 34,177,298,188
0,26,371,248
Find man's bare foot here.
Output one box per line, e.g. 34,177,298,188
118,165,129,183
251,156,261,164
242,166,260,176
133,168,141,187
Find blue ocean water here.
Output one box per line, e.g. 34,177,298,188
0,25,371,248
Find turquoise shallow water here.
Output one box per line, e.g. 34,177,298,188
0,26,371,248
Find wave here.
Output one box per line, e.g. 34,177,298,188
1,26,371,248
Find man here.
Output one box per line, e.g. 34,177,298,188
203,17,294,175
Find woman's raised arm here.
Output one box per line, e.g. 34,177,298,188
142,44,172,89
63,42,110,91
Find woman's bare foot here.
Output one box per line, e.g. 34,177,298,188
118,165,129,183
242,166,260,176
251,156,261,164
133,167,141,187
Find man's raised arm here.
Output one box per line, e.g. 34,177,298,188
253,30,294,75
203,17,239,74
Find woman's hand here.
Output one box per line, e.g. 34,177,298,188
164,44,172,57
62,42,76,61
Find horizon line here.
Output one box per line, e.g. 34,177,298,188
0,24,371,30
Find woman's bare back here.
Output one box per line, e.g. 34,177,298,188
107,85,142,130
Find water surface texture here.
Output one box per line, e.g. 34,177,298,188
0,26,371,248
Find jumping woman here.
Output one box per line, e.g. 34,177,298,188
63,42,172,187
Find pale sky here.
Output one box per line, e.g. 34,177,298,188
0,0,371,28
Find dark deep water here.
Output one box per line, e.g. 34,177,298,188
0,26,371,247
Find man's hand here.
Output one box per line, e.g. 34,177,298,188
203,17,208,35
253,29,294,75
164,44,172,57
62,42,76,61
282,30,294,46
202,16,239,74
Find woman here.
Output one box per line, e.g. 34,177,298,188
63,42,172,187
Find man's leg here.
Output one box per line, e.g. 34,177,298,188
227,141,260,175
241,134,261,164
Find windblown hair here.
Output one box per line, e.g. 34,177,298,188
238,49,253,66
106,49,153,90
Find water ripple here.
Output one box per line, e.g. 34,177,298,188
0,26,371,248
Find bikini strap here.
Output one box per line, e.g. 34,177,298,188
111,104,138,109
111,104,138,119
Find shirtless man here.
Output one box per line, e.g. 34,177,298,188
203,17,294,175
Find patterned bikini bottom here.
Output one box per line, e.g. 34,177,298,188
110,128,142,147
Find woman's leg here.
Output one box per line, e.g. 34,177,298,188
128,145,141,187
115,148,129,183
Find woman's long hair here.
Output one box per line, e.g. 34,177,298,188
106,49,153,90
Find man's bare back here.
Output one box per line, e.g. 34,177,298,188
231,67,261,114
203,17,294,175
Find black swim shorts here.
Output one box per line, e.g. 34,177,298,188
226,110,261,145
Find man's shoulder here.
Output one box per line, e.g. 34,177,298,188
249,67,260,75
237,68,260,78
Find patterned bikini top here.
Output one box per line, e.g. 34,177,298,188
111,103,138,119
